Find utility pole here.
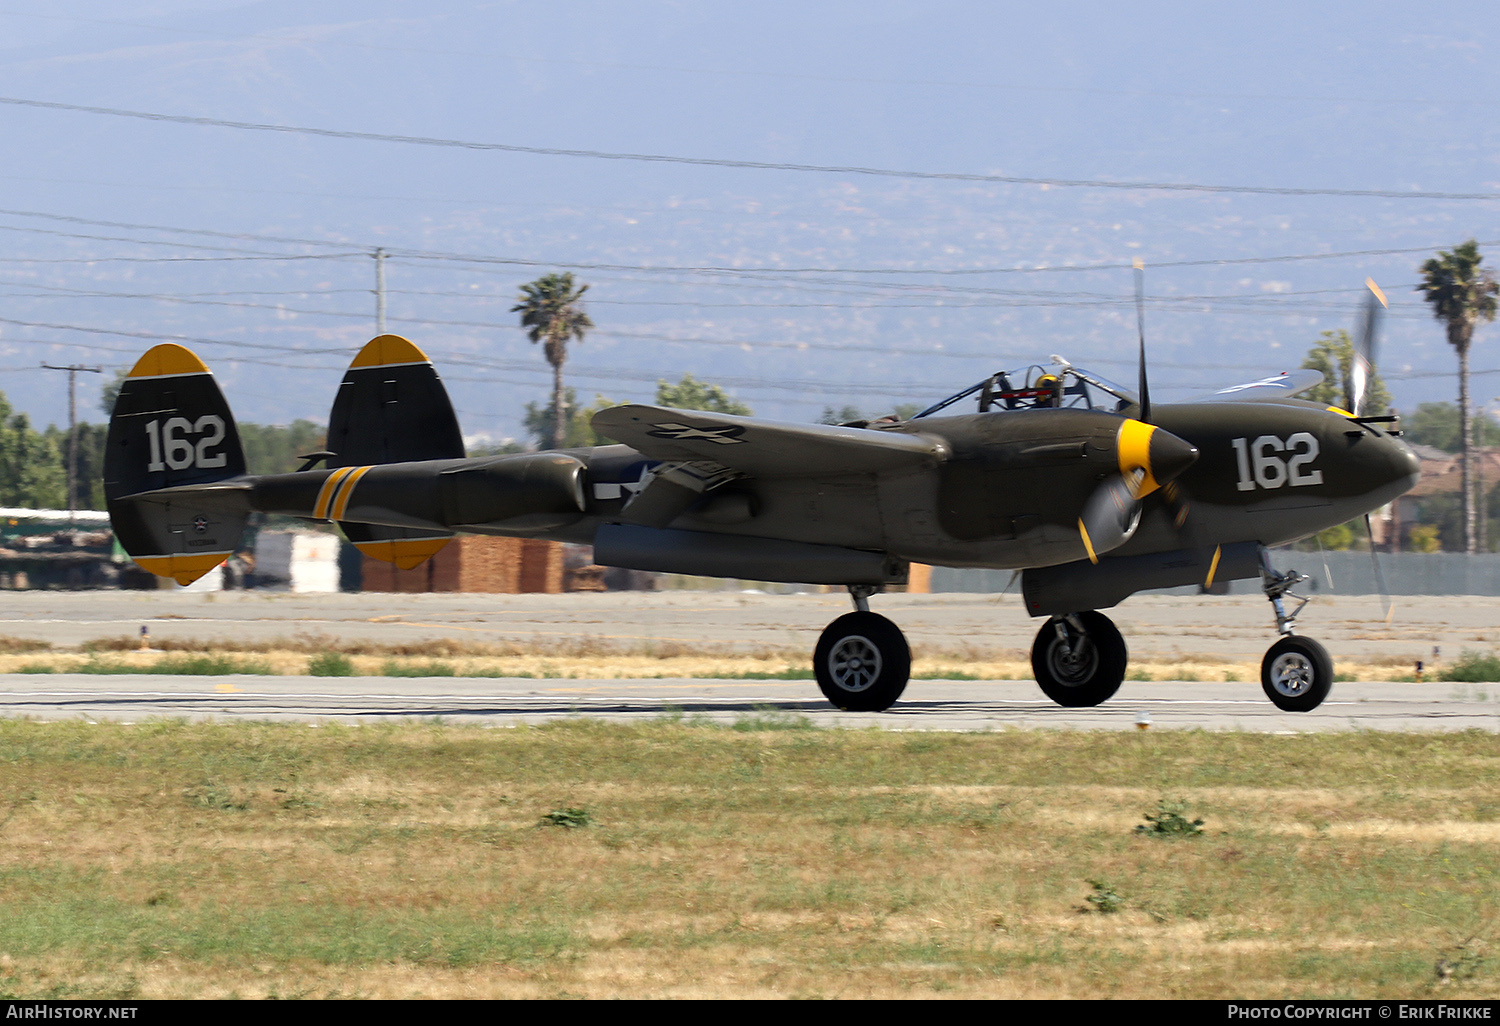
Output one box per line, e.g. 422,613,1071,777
374,247,387,336
41,362,102,518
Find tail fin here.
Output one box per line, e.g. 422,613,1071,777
104,344,249,585
328,335,464,569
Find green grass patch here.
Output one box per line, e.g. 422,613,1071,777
307,652,355,677
381,660,457,678
1444,650,1500,683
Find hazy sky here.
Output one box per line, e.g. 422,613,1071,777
1,2,1497,437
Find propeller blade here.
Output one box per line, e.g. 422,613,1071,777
1078,471,1143,564
1346,278,1387,416
1364,512,1394,625
1134,257,1151,423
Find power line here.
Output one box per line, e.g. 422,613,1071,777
0,206,1491,280
4,95,1498,201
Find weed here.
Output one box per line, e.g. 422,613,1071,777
1135,797,1205,837
1434,933,1489,987
308,652,355,677
381,660,457,678
0,636,49,654
1127,668,1152,681
539,807,591,829
1083,879,1123,914
1444,650,1500,683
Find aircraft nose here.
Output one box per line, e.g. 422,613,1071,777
1116,420,1199,496
1377,433,1421,489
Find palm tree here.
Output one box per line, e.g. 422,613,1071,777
512,273,594,449
1418,240,1500,553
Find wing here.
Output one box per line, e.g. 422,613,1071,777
591,404,948,477
1195,369,1325,403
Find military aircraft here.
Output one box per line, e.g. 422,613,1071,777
103,281,1418,714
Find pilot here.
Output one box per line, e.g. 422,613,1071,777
1034,374,1061,408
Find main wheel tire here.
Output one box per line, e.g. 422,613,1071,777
1031,611,1127,708
814,611,911,712
1261,635,1333,712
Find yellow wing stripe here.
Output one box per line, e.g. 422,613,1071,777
349,334,432,369
330,465,373,521
313,466,355,520
126,343,210,379
134,552,231,587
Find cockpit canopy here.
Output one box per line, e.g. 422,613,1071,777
912,359,1138,420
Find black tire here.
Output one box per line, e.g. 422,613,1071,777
1260,635,1333,712
814,611,911,712
1031,611,1127,708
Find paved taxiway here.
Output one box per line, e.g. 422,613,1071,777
0,675,1495,731
0,590,1495,730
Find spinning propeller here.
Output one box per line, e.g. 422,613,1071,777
1076,259,1199,562
1353,279,1394,620
1346,279,1386,417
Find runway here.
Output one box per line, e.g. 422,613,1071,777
0,590,1496,730
1,675,1495,731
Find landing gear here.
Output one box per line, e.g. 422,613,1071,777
813,586,911,712
1257,551,1332,711
1031,611,1127,707
1261,635,1333,712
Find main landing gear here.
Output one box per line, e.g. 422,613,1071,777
814,586,911,712
1030,611,1128,707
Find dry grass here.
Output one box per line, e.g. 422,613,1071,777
0,721,1495,999
0,634,1451,682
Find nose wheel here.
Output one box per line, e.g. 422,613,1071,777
1261,635,1333,712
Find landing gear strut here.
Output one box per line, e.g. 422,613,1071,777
1031,610,1127,707
813,585,911,712
1258,552,1333,712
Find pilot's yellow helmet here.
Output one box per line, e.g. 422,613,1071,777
1036,374,1059,390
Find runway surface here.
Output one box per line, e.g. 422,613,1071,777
0,674,1495,731
0,590,1496,730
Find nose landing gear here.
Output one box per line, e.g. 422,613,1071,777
1258,553,1333,712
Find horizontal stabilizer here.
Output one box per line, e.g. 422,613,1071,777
592,404,948,477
